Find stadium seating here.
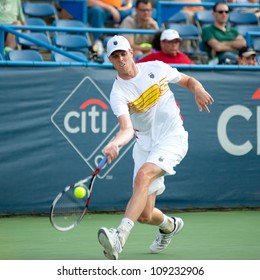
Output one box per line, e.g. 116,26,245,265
51,51,87,62
16,33,51,51
53,19,86,31
22,1,59,25
235,25,260,38
25,17,50,37
52,34,90,52
23,2,58,23
201,0,219,2
52,19,91,44
251,38,260,64
194,10,214,32
6,50,43,61
252,38,260,52
229,11,259,26
26,17,47,28
165,11,188,24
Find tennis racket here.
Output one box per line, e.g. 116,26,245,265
49,156,107,231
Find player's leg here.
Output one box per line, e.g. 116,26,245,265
146,133,188,253
137,192,184,254
149,215,184,254
98,130,188,259
98,162,164,260
124,162,165,222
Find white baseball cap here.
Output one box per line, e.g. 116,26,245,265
106,35,131,56
160,29,182,41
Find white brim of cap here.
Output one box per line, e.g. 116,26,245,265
242,51,257,57
107,46,130,56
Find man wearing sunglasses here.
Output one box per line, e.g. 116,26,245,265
202,1,246,64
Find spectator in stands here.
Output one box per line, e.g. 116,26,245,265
0,0,27,51
238,46,258,65
227,0,260,19
59,1,133,42
202,1,246,64
136,29,194,64
89,0,133,54
150,30,163,52
167,0,204,24
120,0,159,59
87,0,133,53
88,0,133,31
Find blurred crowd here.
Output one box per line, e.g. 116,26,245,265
0,0,259,65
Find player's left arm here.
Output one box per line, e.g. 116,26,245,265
176,73,214,113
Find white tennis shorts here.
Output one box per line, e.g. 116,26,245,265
132,131,188,196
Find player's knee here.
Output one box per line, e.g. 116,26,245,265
135,168,153,188
137,213,152,224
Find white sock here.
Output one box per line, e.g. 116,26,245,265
117,218,134,247
120,217,134,231
158,215,174,233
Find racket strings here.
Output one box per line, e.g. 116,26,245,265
51,186,88,230
50,163,105,231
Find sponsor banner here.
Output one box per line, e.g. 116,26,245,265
51,76,135,178
0,67,259,214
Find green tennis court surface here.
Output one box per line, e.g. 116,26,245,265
0,210,259,260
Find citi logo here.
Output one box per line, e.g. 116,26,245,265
64,98,109,134
51,76,134,177
217,88,260,156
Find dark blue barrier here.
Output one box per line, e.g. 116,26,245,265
0,66,259,214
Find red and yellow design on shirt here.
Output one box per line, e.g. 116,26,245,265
128,77,169,113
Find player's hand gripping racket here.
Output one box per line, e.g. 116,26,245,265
49,156,107,231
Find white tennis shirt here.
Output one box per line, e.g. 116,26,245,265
110,60,185,151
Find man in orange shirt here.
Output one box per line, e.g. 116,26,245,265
88,0,133,24
60,0,133,41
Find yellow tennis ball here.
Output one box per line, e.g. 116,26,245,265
140,43,152,48
74,186,87,199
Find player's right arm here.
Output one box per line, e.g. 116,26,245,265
103,114,135,163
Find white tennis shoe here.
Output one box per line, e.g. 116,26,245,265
98,227,123,260
150,217,184,254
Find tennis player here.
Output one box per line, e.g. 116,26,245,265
98,35,214,260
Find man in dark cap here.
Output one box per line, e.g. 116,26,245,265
238,46,258,66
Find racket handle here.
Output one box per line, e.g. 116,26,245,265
97,155,108,169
